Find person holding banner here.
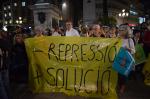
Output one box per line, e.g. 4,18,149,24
108,26,117,38
52,26,61,36
34,26,45,37
80,25,89,37
118,24,135,94
65,20,80,37
89,24,106,37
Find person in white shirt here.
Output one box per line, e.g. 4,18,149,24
34,26,44,37
65,20,80,36
52,27,61,36
119,25,135,54
118,24,135,94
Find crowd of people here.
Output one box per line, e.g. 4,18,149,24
0,19,150,99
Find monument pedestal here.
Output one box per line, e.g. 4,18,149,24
30,3,61,30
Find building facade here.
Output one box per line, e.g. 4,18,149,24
83,0,143,25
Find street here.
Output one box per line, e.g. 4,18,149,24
11,79,150,99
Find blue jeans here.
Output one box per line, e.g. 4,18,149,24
0,70,11,99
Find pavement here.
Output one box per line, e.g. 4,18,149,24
11,78,150,99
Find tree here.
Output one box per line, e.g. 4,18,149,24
99,17,117,26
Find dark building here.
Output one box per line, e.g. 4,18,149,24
1,0,34,27
65,0,83,27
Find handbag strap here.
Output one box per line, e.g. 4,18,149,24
128,38,131,48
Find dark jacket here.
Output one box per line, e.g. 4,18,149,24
132,37,143,45
12,42,28,67
0,38,11,71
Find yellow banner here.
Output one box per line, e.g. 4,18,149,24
143,54,150,86
25,37,122,99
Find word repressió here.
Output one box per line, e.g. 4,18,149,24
48,43,117,62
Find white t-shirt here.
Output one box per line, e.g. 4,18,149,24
65,28,80,36
122,38,135,54
52,32,61,36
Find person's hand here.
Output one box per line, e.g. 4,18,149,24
125,47,131,52
140,43,144,47
89,31,94,36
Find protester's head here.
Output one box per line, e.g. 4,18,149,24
54,26,59,32
66,19,73,31
14,33,24,44
147,23,150,31
119,25,132,39
81,25,89,34
34,26,44,37
59,28,65,36
93,24,101,34
0,30,8,39
109,27,116,38
0,31,2,38
133,30,141,38
103,26,110,33
110,27,116,33
16,26,22,33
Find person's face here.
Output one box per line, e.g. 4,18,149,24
112,28,116,33
66,22,72,30
147,25,150,30
119,29,127,38
35,29,42,36
15,34,23,43
93,25,100,33
135,32,140,38
17,28,21,32
1,32,7,38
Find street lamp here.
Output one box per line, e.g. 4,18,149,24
118,9,129,24
62,2,67,8
122,9,125,13
16,20,19,24
9,20,12,24
5,21,8,24
118,9,129,18
19,20,23,24
62,1,67,20
19,17,22,20
126,13,129,17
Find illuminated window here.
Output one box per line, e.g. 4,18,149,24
19,17,22,20
4,14,7,17
9,13,11,16
4,7,6,10
5,21,8,24
9,20,12,24
8,5,11,9
14,3,17,6
22,2,26,6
